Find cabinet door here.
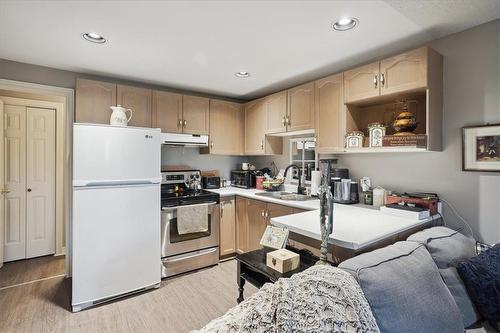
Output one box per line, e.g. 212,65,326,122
343,62,380,103
236,196,248,253
116,85,152,127
265,90,287,134
247,199,268,251
76,78,116,124
209,100,243,155
380,47,427,96
220,198,236,256
152,91,182,133
287,82,315,132
244,99,266,155
266,203,293,224
182,95,209,135
315,73,344,153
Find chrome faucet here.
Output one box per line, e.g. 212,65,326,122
284,164,306,195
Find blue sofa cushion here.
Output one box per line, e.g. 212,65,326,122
339,241,464,333
457,244,500,332
407,227,479,327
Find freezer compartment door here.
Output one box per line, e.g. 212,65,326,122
73,124,161,186
72,184,161,307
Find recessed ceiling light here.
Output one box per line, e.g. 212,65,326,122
332,17,358,31
235,71,250,78
82,32,106,44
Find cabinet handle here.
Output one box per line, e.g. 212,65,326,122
210,141,214,149
27,188,32,192
178,119,182,128
265,210,269,218
261,210,265,217
183,120,187,127
0,188,10,194
282,116,286,126
380,73,385,86
260,140,264,150
373,75,378,88
286,117,291,126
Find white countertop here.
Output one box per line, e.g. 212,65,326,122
208,186,437,251
208,186,320,211
271,205,439,250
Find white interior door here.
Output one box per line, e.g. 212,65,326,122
3,104,27,262
0,100,4,268
26,107,55,258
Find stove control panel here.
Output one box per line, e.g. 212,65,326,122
161,170,201,185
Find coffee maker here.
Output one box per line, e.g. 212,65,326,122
330,168,359,204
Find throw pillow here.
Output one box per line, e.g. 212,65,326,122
339,241,464,333
407,226,479,327
457,244,500,332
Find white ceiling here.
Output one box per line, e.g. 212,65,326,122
0,0,499,99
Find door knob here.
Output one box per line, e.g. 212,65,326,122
1,188,10,194
27,188,32,192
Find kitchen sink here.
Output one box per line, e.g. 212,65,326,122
254,191,315,201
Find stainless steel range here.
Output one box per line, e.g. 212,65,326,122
160,170,220,278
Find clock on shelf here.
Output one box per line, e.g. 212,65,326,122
368,123,387,148
345,131,364,148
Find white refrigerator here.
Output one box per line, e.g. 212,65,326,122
72,124,161,312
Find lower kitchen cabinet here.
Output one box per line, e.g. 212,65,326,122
219,197,236,256
236,197,296,254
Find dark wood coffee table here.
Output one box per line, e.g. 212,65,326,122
235,246,319,303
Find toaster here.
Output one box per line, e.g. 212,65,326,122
202,176,220,189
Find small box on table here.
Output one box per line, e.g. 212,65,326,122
266,249,300,273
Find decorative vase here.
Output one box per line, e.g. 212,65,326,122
316,162,334,265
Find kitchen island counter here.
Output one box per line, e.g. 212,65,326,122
270,204,440,251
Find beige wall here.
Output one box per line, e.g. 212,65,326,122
251,20,500,244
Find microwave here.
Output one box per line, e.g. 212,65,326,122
230,170,256,189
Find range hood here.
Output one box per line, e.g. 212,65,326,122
160,132,209,147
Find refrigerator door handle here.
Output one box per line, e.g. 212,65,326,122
74,178,161,187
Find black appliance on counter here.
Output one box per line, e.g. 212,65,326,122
202,176,220,189
330,168,359,204
230,170,256,189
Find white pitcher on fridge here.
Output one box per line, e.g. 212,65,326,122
110,105,132,126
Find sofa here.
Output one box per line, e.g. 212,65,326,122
198,227,496,332
339,226,495,333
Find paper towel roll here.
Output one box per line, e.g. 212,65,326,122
310,170,321,196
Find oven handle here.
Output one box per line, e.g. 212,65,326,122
161,201,218,211
163,248,217,263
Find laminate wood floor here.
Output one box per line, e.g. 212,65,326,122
0,255,66,289
0,260,257,333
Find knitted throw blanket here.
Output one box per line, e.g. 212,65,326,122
195,265,379,333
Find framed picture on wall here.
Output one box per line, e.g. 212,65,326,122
462,124,500,172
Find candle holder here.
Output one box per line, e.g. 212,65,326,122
316,162,334,265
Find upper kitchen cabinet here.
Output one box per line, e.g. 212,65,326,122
380,47,427,96
116,85,152,127
344,47,436,104
287,82,315,132
152,90,183,133
182,95,209,135
207,99,243,155
245,99,282,155
315,73,344,153
343,62,380,104
265,90,287,134
75,78,116,124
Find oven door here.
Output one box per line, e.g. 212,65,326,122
161,202,220,257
